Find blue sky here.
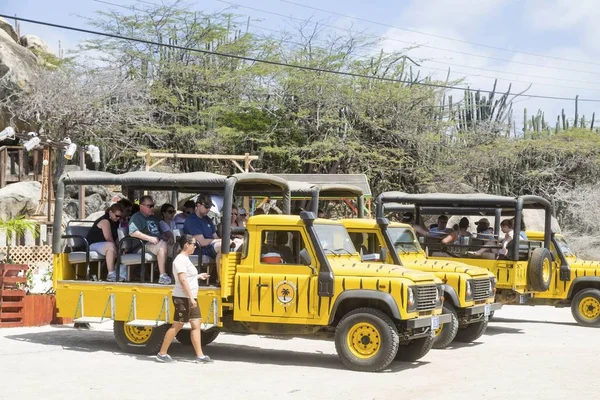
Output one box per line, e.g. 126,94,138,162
3,0,600,130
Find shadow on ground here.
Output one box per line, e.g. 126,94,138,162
483,324,525,336
491,317,578,327
5,327,426,373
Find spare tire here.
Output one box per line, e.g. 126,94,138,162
527,248,552,292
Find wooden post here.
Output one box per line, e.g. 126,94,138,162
145,150,151,171
18,148,24,181
244,152,250,172
79,149,86,219
33,149,39,182
0,147,6,188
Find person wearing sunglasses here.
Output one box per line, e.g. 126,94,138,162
129,195,172,284
156,234,212,363
173,200,195,231
183,193,223,284
86,203,126,282
160,203,178,257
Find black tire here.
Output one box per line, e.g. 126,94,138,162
334,307,399,372
571,288,600,327
527,248,553,292
454,319,488,343
113,321,169,355
432,303,459,349
176,328,220,346
396,334,434,361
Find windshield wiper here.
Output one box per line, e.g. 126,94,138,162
334,248,353,255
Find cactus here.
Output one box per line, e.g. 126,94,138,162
591,112,595,131
581,115,586,128
523,108,528,134
562,109,567,130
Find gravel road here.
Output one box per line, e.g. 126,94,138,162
1,305,598,400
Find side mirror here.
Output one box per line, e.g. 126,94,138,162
299,248,312,266
379,246,387,263
299,248,317,275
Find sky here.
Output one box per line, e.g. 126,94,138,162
3,0,600,132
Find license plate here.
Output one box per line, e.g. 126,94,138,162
484,304,491,316
431,316,440,330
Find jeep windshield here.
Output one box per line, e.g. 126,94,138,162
314,224,357,255
388,227,422,253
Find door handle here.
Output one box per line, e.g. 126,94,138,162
256,283,269,288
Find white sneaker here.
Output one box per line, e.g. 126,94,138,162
106,271,117,282
158,273,172,285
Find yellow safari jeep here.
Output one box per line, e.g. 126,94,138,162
342,218,501,348
285,179,499,347
377,192,600,328
526,231,600,326
52,171,448,372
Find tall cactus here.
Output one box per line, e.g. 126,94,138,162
523,108,528,134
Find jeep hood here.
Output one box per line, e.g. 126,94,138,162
330,261,439,283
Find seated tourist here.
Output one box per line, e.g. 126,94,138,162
183,194,223,284
129,196,172,284
442,217,472,245
427,215,453,238
86,203,126,282
117,198,133,231
173,200,195,230
469,219,513,259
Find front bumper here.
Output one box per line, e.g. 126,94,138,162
406,313,453,329
464,302,503,316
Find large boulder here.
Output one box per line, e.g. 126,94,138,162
0,28,38,114
65,184,113,200
85,193,107,216
20,34,52,55
0,17,18,43
0,181,41,220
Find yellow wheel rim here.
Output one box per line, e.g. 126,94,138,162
346,322,381,359
124,325,153,344
434,323,443,337
579,297,600,320
542,258,551,283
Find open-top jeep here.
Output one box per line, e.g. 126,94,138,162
52,171,448,371
286,179,499,347
342,218,501,348
377,192,600,327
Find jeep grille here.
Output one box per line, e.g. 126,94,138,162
416,284,437,312
472,279,492,301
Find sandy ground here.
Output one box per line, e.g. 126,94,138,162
1,305,598,400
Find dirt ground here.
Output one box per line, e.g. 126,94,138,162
1,305,598,400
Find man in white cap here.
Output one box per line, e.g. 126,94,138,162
237,207,248,227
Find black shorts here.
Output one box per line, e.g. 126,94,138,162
172,296,201,323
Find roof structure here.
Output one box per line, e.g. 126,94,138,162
275,174,372,197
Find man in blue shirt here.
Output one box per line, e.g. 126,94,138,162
427,215,453,238
183,193,223,283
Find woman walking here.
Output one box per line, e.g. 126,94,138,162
156,234,212,363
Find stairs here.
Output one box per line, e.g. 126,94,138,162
0,264,29,327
